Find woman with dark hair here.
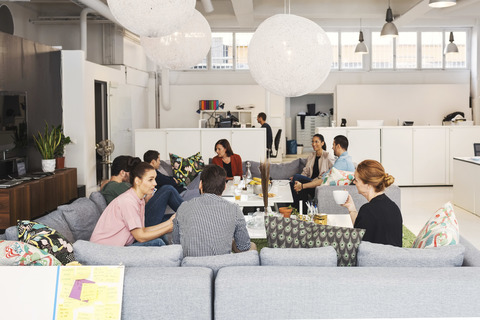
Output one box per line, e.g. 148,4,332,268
90,162,176,247
211,139,243,179
290,134,335,209
342,159,403,247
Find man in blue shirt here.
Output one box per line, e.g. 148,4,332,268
293,135,354,193
331,135,355,172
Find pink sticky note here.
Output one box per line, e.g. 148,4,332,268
69,279,95,301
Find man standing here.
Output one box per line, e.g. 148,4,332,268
172,164,256,257
257,112,273,157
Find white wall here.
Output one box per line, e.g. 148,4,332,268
62,51,152,195
158,84,285,128
336,84,471,126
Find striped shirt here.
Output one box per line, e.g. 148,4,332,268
172,193,251,257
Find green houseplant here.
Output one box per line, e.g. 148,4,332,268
33,122,62,172
54,125,71,169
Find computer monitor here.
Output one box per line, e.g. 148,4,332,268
474,143,480,156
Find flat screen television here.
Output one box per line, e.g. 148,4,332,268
0,91,27,152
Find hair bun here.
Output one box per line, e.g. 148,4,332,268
384,173,395,188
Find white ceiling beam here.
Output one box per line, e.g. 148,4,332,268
231,0,254,26
394,0,432,27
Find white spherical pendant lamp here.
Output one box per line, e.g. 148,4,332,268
107,0,196,37
248,14,332,97
141,10,212,70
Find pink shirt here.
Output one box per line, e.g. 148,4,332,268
90,188,145,246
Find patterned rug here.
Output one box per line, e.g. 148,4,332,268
252,225,417,252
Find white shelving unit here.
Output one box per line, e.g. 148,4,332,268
200,110,253,128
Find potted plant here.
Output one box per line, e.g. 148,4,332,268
33,122,61,172
54,125,71,169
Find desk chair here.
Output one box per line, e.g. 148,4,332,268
270,129,282,158
474,143,480,156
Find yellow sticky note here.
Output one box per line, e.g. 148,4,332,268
104,304,121,320
56,305,73,320
76,312,93,320
104,268,122,283
80,283,98,302
96,286,108,301
60,268,75,282
94,305,106,319
106,287,119,303
92,267,108,282
75,267,92,280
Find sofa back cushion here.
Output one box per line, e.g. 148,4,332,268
260,247,337,267
3,209,75,244
181,250,259,277
159,160,173,176
89,191,107,213
73,240,184,267
58,197,102,241
357,241,465,267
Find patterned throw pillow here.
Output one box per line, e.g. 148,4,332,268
265,216,365,266
169,152,205,187
412,202,459,248
322,167,355,186
17,220,75,265
0,240,62,266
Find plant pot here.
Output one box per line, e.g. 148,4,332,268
56,157,65,169
278,207,293,218
42,159,56,172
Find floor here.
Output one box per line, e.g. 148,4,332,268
281,153,480,250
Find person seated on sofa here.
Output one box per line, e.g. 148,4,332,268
90,162,176,247
172,164,256,257
293,135,355,200
341,159,403,247
142,149,185,227
101,155,141,205
290,134,335,209
211,139,243,180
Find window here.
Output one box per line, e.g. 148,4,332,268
421,32,443,69
211,32,233,70
396,32,417,69
340,32,362,69
371,32,393,69
326,32,339,69
445,31,467,69
235,33,253,70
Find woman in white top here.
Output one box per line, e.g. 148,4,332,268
290,134,335,210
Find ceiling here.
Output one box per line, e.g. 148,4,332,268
5,0,480,29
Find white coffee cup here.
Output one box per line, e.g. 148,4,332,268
333,190,349,205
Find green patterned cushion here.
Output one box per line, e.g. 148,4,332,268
169,152,205,187
0,240,62,266
265,216,365,266
17,220,75,265
412,202,459,248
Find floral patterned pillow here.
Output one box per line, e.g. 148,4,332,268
322,167,355,186
412,202,459,248
169,152,205,187
0,240,62,266
17,220,75,265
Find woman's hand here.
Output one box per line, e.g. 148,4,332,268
294,181,303,192
341,194,356,212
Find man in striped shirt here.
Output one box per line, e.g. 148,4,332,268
172,164,255,257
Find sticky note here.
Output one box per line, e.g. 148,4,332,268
80,283,98,302
69,279,95,301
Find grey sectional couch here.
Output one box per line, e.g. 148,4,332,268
1,159,478,318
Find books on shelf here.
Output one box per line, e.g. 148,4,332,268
199,100,219,110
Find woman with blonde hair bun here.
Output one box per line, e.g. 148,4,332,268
342,159,403,247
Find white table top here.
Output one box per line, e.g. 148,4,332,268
222,179,293,207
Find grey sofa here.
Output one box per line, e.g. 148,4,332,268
1,159,478,319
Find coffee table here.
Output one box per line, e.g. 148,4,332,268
244,213,353,239
222,179,293,209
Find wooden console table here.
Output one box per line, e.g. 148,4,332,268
0,168,78,229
